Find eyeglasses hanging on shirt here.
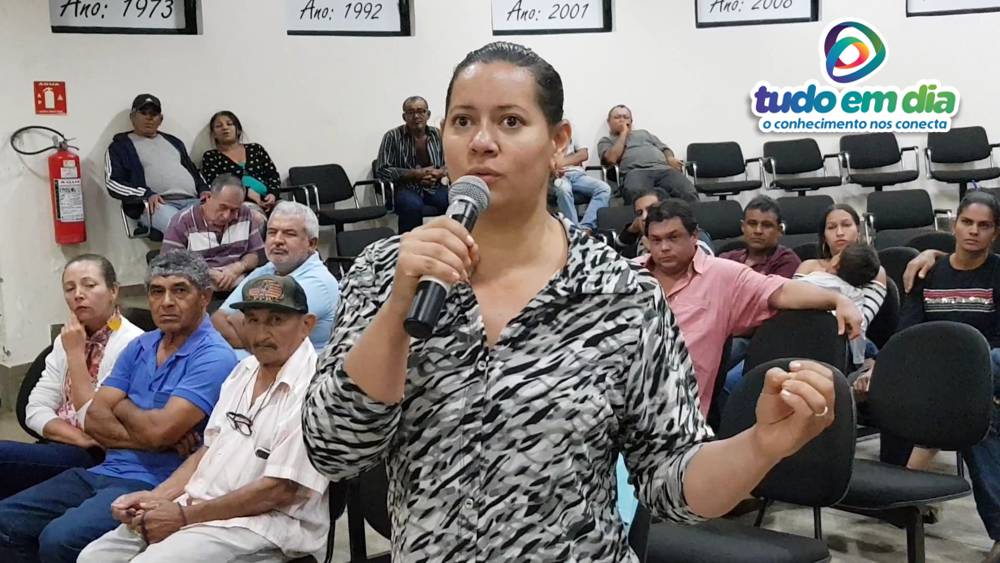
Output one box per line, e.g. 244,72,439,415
225,367,277,437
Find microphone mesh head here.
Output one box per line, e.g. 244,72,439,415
449,175,491,212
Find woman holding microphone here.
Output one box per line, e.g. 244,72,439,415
303,42,838,562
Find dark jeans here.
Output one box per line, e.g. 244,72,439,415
395,185,449,233
0,468,150,563
0,440,104,500
621,168,698,205
880,348,1000,541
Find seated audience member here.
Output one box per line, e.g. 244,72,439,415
597,105,697,204
161,174,265,292
79,275,329,563
0,251,236,563
212,201,339,354
201,110,280,215
865,192,1000,561
552,126,611,231
376,95,449,233
796,204,888,332
719,195,801,278
795,242,882,367
0,255,143,500
640,199,863,414
105,94,208,233
614,187,712,259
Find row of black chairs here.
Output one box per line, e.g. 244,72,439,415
685,127,1000,202
638,314,991,563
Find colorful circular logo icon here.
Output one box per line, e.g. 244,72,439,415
823,21,886,84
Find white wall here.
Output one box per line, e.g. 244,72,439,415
2,0,1000,365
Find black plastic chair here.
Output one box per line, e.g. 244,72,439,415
326,228,395,279
834,321,992,563
907,231,956,253
693,200,742,252
877,247,919,297
596,205,639,249
16,345,53,442
867,278,900,350
705,338,732,433
744,310,848,375
776,195,835,250
291,482,350,563
865,190,951,250
684,142,763,201
763,139,844,197
840,133,919,192
287,164,388,234
926,126,1000,199
637,358,854,563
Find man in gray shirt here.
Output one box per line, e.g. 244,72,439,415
105,94,207,233
597,104,697,205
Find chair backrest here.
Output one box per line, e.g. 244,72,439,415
840,132,902,170
877,246,918,294
792,242,818,261
777,195,835,235
596,205,636,234
908,231,956,253
927,126,992,164
868,321,992,449
720,358,855,507
122,307,156,332
867,189,933,231
714,238,746,255
745,310,848,375
288,164,353,205
16,345,53,441
867,277,900,349
693,200,742,240
763,138,824,175
336,228,395,258
685,142,747,179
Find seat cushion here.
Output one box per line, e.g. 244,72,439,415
931,167,1000,183
773,176,843,191
850,170,919,188
873,227,933,250
838,459,971,510
318,206,388,225
646,519,830,563
696,180,761,195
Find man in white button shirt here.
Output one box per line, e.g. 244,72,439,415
79,275,329,563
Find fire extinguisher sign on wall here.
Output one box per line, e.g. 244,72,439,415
34,81,67,115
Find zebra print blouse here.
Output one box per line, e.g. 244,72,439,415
302,220,714,562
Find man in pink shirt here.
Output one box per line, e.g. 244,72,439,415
640,199,862,415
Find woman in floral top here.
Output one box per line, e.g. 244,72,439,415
0,255,143,499
201,110,281,215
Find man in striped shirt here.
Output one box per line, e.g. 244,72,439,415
161,174,264,292
376,96,449,233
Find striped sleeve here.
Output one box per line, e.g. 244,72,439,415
105,148,146,199
860,280,887,326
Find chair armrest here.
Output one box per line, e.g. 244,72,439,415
744,157,766,184
990,143,1000,149
584,165,607,182
822,152,846,183
275,184,317,209
602,164,621,185
899,146,921,177
924,147,935,179
120,199,151,240
862,212,876,239
353,179,386,208
841,151,854,179
685,160,698,185
762,156,777,187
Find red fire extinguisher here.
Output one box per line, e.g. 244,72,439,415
11,126,87,245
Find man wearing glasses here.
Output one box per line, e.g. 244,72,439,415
0,251,237,563
79,275,329,563
376,95,449,233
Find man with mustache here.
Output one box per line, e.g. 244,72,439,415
211,201,339,355
79,275,329,562
376,95,449,233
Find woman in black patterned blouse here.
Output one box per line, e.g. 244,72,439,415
201,111,280,213
302,42,839,562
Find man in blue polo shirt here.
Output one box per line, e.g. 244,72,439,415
212,201,339,355
0,251,236,563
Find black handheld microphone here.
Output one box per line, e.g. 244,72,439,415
404,176,491,339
